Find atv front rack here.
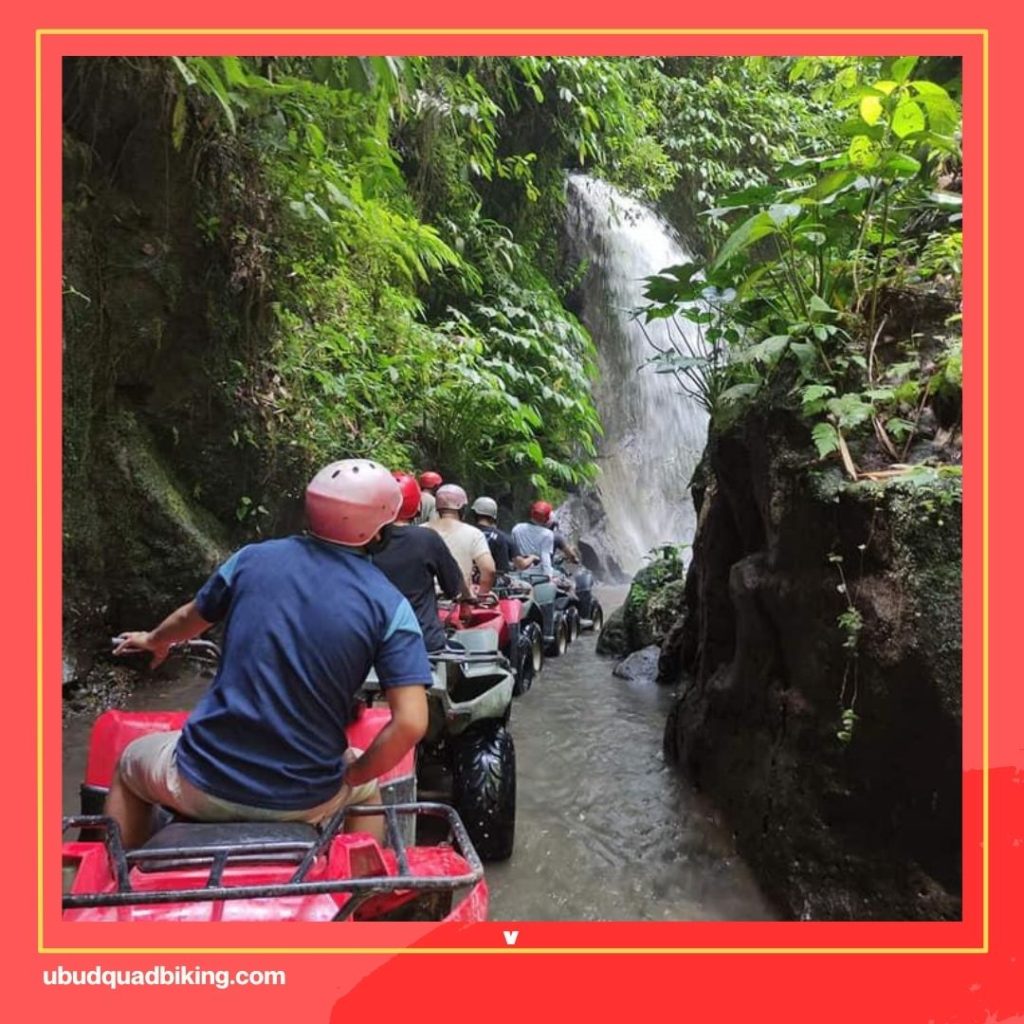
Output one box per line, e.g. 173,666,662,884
63,802,483,919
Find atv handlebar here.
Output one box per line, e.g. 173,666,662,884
111,637,222,662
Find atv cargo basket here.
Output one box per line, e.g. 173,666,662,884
62,801,483,919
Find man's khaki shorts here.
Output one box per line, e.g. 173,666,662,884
118,730,379,826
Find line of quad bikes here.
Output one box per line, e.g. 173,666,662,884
63,562,605,923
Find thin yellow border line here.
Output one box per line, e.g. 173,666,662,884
36,25,45,950
39,946,988,955
981,26,990,955
41,25,991,950
37,28,987,35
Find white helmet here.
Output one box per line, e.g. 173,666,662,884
471,496,498,518
435,484,469,511
305,460,402,546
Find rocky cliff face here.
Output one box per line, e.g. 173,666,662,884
662,404,962,920
62,61,260,692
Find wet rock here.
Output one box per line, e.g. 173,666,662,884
612,645,661,682
595,604,629,657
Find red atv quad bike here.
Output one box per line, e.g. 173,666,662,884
449,586,543,697
63,647,488,924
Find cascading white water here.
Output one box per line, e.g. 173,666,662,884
562,174,709,578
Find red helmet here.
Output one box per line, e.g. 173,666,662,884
391,471,422,521
306,460,402,546
530,500,553,525
435,483,468,511
418,471,443,490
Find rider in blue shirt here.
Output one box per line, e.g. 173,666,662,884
107,460,430,848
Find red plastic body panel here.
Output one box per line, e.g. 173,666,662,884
84,707,413,789
498,596,523,625
439,605,510,647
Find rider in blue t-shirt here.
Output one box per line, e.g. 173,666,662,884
107,460,431,849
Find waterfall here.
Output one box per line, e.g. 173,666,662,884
561,174,709,579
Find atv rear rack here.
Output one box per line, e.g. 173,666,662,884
63,802,483,919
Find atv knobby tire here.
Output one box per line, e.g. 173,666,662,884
512,633,534,697
525,622,544,676
451,721,516,861
590,602,604,634
545,615,568,658
565,606,581,644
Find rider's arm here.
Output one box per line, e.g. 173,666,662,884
474,548,497,597
539,532,555,574
350,597,432,785
113,600,211,668
345,684,428,787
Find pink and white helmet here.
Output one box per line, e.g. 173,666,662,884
434,483,468,511
305,460,402,546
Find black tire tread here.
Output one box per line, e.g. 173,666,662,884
451,722,516,861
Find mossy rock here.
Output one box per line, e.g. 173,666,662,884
596,605,630,657
622,554,686,649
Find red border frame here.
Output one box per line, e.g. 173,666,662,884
8,3,1022,1020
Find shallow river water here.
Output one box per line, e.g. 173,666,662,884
62,586,777,922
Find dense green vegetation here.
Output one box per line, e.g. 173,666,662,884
151,55,896,522
63,54,961,568
160,56,686,513
638,56,962,482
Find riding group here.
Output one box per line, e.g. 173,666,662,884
106,459,584,850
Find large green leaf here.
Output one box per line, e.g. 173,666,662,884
711,211,778,271
812,422,840,458
890,57,918,84
859,94,883,126
848,135,880,170
892,99,926,138
881,151,922,177
742,334,791,364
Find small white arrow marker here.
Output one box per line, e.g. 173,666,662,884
503,930,519,946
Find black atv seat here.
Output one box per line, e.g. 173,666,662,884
134,820,319,873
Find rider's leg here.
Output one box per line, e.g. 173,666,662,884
104,767,155,849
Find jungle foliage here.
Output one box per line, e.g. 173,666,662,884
638,56,963,482
162,55,682,515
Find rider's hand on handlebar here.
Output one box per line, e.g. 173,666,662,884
113,631,171,669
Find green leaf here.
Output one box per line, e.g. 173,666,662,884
801,383,835,406
859,94,883,126
711,212,777,271
827,394,873,430
881,152,922,177
890,57,918,84
789,341,819,372
741,335,790,364
171,56,197,87
812,422,840,458
892,99,926,139
864,387,896,402
809,169,857,200
808,294,835,318
718,382,760,406
848,135,880,170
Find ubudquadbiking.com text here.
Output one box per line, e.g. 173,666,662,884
42,965,286,990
